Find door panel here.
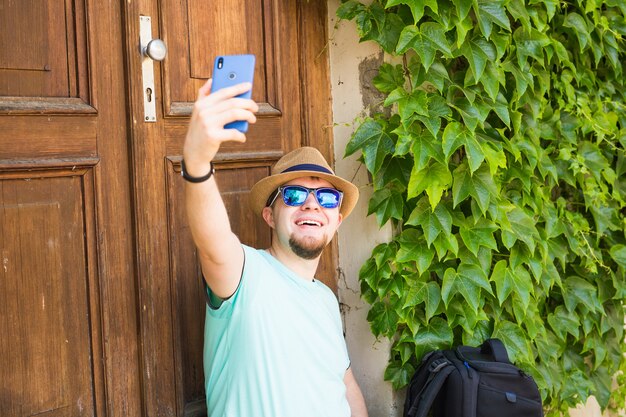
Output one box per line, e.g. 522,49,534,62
0,169,101,417
0,0,141,416
0,0,89,109
160,0,300,151
0,0,86,98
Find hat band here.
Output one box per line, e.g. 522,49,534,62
281,163,333,175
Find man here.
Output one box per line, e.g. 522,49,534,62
183,79,368,417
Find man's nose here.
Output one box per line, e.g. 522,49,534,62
300,191,320,210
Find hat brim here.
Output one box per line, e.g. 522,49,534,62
250,170,359,219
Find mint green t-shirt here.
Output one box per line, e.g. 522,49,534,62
203,245,351,417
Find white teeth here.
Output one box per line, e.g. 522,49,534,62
297,220,321,226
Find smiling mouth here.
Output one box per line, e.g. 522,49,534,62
296,220,322,227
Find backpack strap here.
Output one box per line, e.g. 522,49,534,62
480,338,511,364
405,359,455,417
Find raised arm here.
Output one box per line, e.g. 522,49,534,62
183,80,259,298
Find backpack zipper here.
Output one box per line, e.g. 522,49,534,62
464,361,473,379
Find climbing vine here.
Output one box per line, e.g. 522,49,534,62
337,0,626,415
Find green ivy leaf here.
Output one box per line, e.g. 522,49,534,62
473,0,511,38
452,0,472,20
383,359,414,389
547,306,580,341
464,132,486,173
345,119,394,175
506,0,531,32
396,23,452,71
452,164,499,214
336,0,366,20
490,260,534,310
480,61,503,101
433,232,459,259
409,129,446,170
368,187,405,226
583,334,607,370
506,207,539,253
359,257,380,294
459,35,496,81
447,300,489,333
406,197,453,246
442,122,469,162
372,242,396,268
416,94,451,137
450,95,491,132
462,320,493,346
373,63,406,93
454,15,473,48
386,0,438,22
563,12,590,52
563,276,604,314
396,229,436,275
367,300,400,337
513,27,551,67
482,139,508,176
375,155,413,191
398,90,429,119
492,320,533,363
442,263,493,312
459,218,498,256
403,280,441,321
423,61,451,93
413,317,454,360
610,245,626,269
408,161,452,209
502,60,533,99
376,13,405,53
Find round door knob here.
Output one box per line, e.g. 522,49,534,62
143,39,167,61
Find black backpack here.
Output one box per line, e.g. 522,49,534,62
403,338,543,417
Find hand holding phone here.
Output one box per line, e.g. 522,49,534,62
210,54,256,133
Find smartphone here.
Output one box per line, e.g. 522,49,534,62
210,54,256,133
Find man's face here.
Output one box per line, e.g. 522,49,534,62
262,176,343,260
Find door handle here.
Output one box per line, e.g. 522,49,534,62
143,39,167,62
139,16,166,122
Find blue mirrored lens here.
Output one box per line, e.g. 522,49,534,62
315,189,341,208
282,186,308,206
280,186,341,209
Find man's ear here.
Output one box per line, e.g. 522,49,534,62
262,206,275,228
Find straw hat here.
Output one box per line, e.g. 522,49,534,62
250,147,359,218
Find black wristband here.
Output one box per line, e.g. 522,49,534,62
181,159,215,183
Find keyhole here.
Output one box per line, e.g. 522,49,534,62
146,87,153,102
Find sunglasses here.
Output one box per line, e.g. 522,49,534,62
268,185,343,209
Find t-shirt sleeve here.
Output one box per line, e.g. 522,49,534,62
204,245,261,318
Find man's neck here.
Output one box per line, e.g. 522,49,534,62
266,243,320,282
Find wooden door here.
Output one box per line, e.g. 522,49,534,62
0,0,143,416
1,1,335,416
123,1,337,415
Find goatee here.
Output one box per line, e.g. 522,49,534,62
289,236,326,260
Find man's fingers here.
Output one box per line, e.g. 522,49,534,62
208,82,252,101
197,79,213,100
198,107,257,128
209,127,248,144
192,98,258,123
195,97,258,114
